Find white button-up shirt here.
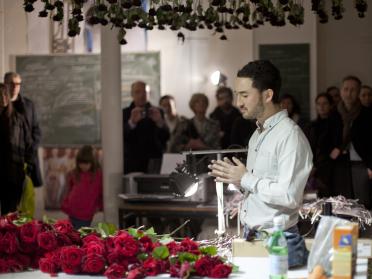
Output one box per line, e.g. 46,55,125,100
240,110,313,231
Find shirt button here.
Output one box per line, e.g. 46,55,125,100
244,210,247,213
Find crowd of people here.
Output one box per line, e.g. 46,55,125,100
123,75,372,210
1,67,371,231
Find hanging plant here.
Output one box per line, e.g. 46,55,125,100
22,0,369,44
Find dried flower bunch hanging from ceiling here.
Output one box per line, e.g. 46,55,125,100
23,0,368,44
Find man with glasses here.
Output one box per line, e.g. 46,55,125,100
4,72,43,188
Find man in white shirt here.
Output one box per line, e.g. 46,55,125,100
208,60,313,267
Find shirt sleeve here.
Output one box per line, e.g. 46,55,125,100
241,132,313,209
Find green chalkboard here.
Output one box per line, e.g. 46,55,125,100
259,44,310,120
16,52,160,145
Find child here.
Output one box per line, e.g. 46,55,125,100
61,145,103,229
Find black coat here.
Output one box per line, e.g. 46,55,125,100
123,102,170,174
210,106,241,149
351,107,372,169
13,95,43,186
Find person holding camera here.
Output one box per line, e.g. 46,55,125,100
123,81,170,174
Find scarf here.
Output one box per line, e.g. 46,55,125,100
337,101,361,149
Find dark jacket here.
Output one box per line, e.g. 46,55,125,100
210,106,241,149
13,95,43,187
350,107,372,169
0,108,33,175
13,95,43,186
123,102,169,174
305,112,343,168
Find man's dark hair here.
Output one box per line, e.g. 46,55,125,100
216,86,233,99
342,75,362,92
326,86,339,94
159,94,175,104
315,92,333,105
4,72,20,84
362,85,372,92
237,60,281,104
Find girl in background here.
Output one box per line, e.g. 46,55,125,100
61,145,102,229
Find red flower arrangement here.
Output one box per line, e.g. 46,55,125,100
0,213,235,278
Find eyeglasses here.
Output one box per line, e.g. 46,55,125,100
5,82,22,86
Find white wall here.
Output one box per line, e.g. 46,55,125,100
0,0,28,75
317,0,372,91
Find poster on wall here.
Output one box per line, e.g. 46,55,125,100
42,147,102,210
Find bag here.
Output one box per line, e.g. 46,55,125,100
18,174,35,218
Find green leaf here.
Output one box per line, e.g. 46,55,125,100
199,246,217,256
178,252,198,263
128,228,140,238
42,215,56,225
145,227,156,236
96,223,116,238
152,246,170,260
159,235,174,245
137,253,149,261
232,263,239,273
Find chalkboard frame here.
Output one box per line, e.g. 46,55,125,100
15,52,161,146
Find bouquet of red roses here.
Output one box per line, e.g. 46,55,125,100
0,213,236,278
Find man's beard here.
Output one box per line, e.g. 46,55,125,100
243,98,265,120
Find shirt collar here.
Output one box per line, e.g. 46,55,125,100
256,110,288,133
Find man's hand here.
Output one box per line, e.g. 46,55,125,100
129,107,144,125
368,168,372,180
149,107,165,127
330,148,341,160
208,157,247,187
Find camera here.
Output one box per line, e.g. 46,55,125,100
141,105,150,118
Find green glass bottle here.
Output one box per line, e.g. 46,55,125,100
267,216,288,279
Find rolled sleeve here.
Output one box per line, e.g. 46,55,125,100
241,171,259,193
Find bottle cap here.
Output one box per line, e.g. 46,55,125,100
273,216,285,227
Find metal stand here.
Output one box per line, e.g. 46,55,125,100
181,148,247,237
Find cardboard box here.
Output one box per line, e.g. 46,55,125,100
332,224,359,279
232,238,314,257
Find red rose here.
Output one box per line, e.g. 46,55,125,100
127,267,146,279
39,257,59,275
104,263,127,279
169,261,191,278
60,246,84,269
139,236,154,253
83,233,103,246
37,231,58,251
85,242,106,256
143,258,162,276
210,264,232,278
0,216,17,232
113,234,138,257
5,257,23,272
82,254,105,274
0,258,7,272
54,220,73,234
0,232,18,254
180,237,200,254
194,256,215,277
68,230,82,245
14,253,31,268
166,241,181,255
56,232,73,246
19,221,41,244
105,236,116,253
44,249,62,270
